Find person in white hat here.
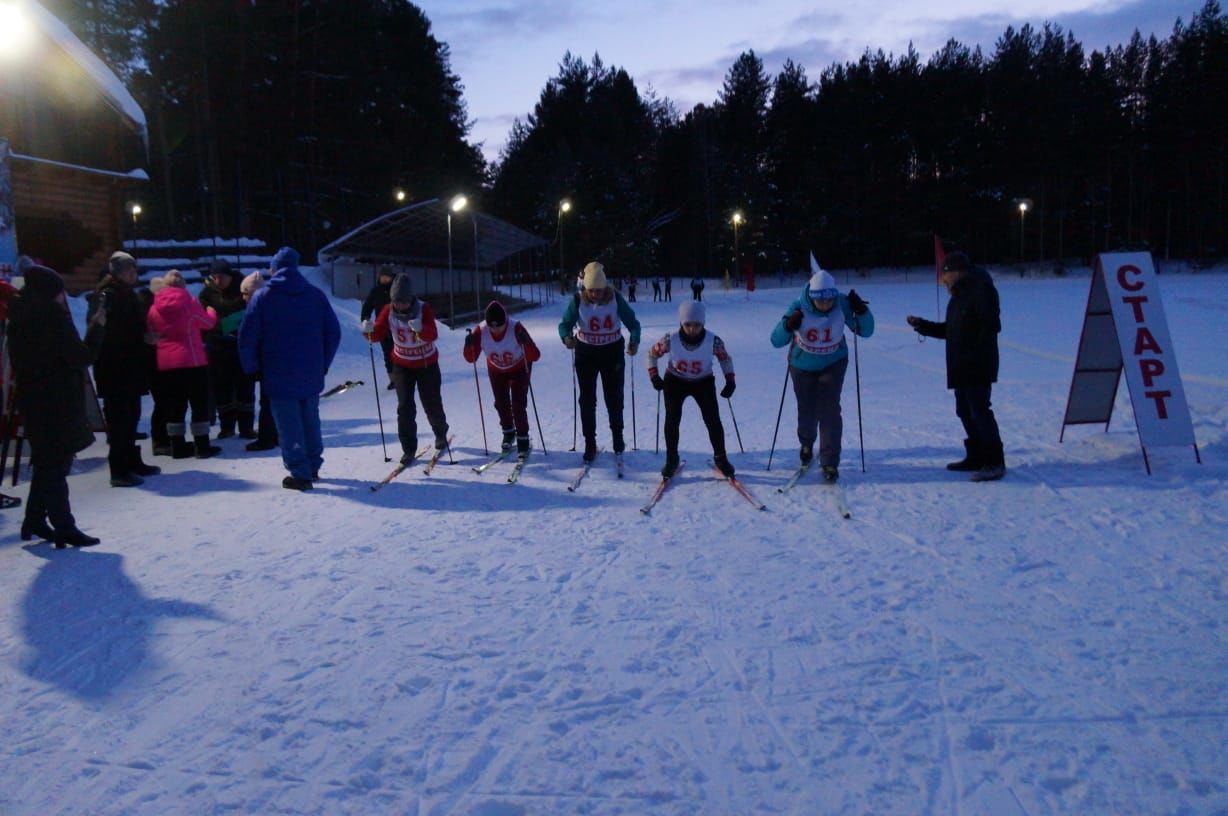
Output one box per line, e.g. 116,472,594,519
769,263,874,482
646,301,736,478
557,261,641,463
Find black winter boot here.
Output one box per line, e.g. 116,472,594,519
194,436,222,459
713,453,735,479
217,411,237,439
662,452,680,478
128,447,161,477
970,442,1006,482
516,435,530,457
946,439,981,472
501,428,516,452
237,412,258,440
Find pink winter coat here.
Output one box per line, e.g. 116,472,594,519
146,286,218,371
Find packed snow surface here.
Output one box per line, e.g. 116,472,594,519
2,269,1225,814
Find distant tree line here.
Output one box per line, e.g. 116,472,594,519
44,1,1226,274
493,1,1227,275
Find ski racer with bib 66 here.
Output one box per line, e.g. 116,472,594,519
463,300,541,459
647,301,736,479
363,273,451,466
770,263,874,483
558,261,641,465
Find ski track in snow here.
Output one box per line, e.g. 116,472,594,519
1,271,1226,814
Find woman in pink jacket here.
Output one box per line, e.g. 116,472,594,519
146,271,221,458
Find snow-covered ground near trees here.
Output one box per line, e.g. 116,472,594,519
1,267,1225,815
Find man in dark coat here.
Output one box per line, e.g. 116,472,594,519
7,263,104,546
360,265,395,388
199,258,255,437
239,246,341,490
907,251,1006,481
90,251,160,486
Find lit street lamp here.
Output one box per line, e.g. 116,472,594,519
1014,198,1032,261
394,188,407,204
0,3,35,61
128,201,143,243
731,210,744,285
447,195,467,323
558,199,571,294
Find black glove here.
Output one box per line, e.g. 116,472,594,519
783,309,803,332
720,376,736,399
464,332,477,349
651,374,665,391
847,289,869,316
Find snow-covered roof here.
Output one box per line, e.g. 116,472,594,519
27,1,148,145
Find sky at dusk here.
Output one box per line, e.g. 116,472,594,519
415,0,1203,164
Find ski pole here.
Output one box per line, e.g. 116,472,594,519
629,350,638,450
527,374,547,456
655,388,661,455
726,397,745,454
853,327,865,473
469,329,488,455
767,351,791,471
369,342,390,462
569,348,577,451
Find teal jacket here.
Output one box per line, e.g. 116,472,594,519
557,288,641,345
769,285,874,372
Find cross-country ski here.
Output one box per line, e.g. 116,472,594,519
566,449,600,492
640,460,685,515
421,435,455,475
710,461,767,510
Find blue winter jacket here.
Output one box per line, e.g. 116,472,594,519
769,284,875,372
239,260,341,400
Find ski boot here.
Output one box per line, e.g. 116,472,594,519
821,465,839,483
501,428,516,453
800,444,813,465
714,453,735,479
583,437,598,463
662,452,680,478
516,435,531,458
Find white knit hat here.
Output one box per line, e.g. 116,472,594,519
582,261,607,291
678,301,706,324
808,269,838,300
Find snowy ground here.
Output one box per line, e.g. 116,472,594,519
1,269,1225,815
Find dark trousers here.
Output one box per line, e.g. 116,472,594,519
664,282,671,301
392,363,449,456
652,282,661,301
208,340,255,427
379,335,394,377
575,341,625,446
663,375,726,457
791,357,848,467
25,452,75,531
255,390,278,446
103,392,142,477
954,385,1003,464
162,366,212,438
148,370,170,447
692,286,703,301
489,365,530,436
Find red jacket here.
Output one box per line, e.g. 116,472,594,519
369,300,439,368
147,286,218,370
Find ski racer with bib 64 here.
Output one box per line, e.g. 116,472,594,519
558,261,641,464
770,262,874,483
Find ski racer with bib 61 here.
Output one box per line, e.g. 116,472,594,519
558,261,641,464
647,301,736,479
770,261,874,483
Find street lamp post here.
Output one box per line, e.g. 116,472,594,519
1015,198,1032,261
558,199,571,295
731,211,743,286
128,202,142,245
448,195,467,324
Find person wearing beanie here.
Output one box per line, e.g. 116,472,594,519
557,261,642,463
6,263,105,546
647,301,737,478
91,247,159,486
200,259,255,439
239,246,340,490
769,258,875,482
363,273,450,465
360,266,397,388
237,272,278,452
147,270,221,459
463,300,542,458
907,251,1006,482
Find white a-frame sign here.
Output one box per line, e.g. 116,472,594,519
1061,252,1200,472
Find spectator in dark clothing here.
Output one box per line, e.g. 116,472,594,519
0,269,24,509
690,276,704,301
361,266,396,389
89,251,160,487
239,271,278,452
199,258,256,438
7,263,105,547
239,247,341,490
907,251,1006,482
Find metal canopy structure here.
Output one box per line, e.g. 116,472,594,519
317,198,546,269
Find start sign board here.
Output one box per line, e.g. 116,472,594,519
1061,252,1199,472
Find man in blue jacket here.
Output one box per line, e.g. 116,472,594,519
239,247,341,490
770,267,874,482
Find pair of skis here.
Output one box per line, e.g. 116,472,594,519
473,445,530,484
639,460,767,515
369,436,454,492
777,460,851,519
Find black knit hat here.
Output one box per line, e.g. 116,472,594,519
485,300,506,326
942,251,971,273
23,264,65,299
389,273,414,304
209,258,233,277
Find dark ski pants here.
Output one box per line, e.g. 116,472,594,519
954,385,1003,465
393,362,449,456
379,335,394,377
25,452,76,532
791,357,848,467
663,375,727,458
575,340,625,449
102,392,142,478
692,287,703,301
208,339,255,430
148,369,170,447
161,366,213,440
269,396,323,480
652,282,661,301
489,365,531,436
